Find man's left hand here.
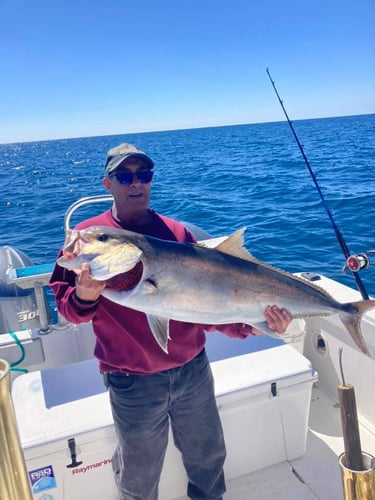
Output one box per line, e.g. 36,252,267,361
263,305,293,334
251,305,293,335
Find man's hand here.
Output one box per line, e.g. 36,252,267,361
75,263,106,302
253,305,293,335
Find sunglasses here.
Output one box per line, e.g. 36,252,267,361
109,170,154,185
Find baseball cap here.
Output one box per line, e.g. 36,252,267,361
104,143,154,176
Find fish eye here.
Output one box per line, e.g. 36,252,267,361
97,233,110,242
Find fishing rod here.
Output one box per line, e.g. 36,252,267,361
266,68,370,300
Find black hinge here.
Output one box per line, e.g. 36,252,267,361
271,382,277,397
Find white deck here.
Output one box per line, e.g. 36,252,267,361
185,274,375,499
219,385,375,500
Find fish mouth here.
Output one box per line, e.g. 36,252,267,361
62,230,93,259
62,230,82,259
60,230,97,265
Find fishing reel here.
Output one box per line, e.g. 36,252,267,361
342,251,375,273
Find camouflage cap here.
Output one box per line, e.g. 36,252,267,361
104,143,154,176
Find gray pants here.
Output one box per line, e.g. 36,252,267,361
108,349,226,500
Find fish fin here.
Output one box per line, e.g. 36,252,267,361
339,299,375,356
252,319,306,343
212,228,257,261
197,230,339,303
195,228,248,256
251,321,284,339
196,236,229,248
147,315,171,354
206,231,341,303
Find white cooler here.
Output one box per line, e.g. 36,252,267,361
12,345,317,499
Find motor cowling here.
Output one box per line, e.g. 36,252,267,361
0,246,46,334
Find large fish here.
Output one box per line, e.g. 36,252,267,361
58,226,375,356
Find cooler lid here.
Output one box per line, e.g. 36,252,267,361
212,344,318,400
12,359,112,448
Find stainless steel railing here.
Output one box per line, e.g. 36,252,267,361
63,194,113,233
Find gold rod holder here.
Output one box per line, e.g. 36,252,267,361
339,452,375,500
0,359,33,500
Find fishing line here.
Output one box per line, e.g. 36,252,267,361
266,68,369,300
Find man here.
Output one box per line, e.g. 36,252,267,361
50,143,292,500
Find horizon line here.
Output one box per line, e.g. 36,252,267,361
1,112,374,147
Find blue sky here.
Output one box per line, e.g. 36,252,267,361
1,0,374,143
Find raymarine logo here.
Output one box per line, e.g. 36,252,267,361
28,465,57,493
71,458,112,475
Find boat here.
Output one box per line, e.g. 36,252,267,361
0,194,374,500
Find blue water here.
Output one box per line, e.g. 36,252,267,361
1,114,375,301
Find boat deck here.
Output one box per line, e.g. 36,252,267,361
178,386,375,500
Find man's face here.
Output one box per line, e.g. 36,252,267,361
103,158,153,214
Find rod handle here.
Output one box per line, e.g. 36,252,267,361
338,384,364,471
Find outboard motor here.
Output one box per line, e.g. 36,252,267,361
0,246,50,334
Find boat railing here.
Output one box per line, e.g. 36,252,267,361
63,194,113,233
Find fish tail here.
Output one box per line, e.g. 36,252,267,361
339,299,375,356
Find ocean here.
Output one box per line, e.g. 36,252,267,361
1,114,375,301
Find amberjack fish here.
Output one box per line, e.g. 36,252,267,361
58,226,375,356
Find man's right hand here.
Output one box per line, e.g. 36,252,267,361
75,263,107,302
